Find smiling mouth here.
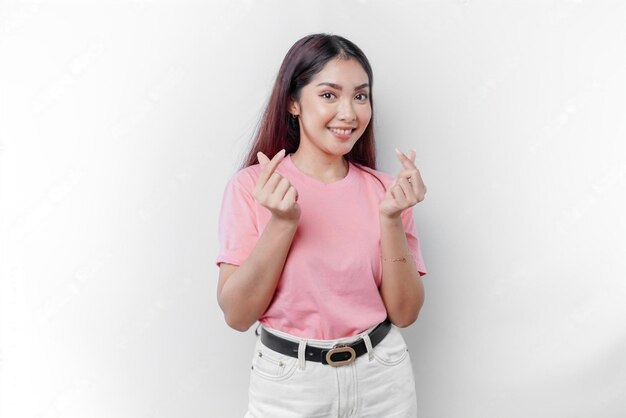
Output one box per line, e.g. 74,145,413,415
328,127,355,135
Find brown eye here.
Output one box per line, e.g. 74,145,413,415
320,92,336,100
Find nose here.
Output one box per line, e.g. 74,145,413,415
338,98,356,122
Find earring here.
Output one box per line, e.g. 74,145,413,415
291,114,298,119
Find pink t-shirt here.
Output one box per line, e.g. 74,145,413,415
216,154,427,339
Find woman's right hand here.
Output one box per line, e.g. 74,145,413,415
218,149,300,332
253,149,301,222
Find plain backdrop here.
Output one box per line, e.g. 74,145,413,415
1,1,625,417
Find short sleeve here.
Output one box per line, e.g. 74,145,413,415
215,170,259,267
400,207,428,277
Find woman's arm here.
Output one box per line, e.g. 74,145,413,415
378,149,427,327
379,215,425,327
217,150,300,332
218,217,297,331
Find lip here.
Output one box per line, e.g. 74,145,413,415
328,127,355,141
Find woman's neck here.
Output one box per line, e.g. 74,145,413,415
290,150,349,184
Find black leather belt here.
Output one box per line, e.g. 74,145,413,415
260,319,392,367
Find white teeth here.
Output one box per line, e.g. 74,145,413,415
330,128,353,135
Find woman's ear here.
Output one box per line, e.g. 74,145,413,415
288,99,300,117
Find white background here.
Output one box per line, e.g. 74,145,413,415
1,1,625,417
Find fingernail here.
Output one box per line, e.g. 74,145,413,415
279,149,286,156
395,148,403,157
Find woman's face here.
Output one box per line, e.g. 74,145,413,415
290,58,372,159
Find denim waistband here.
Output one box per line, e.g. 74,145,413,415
258,322,384,348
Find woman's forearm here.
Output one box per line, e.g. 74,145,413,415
217,216,298,331
379,214,425,327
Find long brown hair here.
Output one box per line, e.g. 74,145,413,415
242,33,377,169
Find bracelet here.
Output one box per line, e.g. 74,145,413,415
382,255,410,263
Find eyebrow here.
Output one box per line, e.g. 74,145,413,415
315,82,370,91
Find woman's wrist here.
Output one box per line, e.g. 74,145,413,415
268,214,299,230
379,212,402,226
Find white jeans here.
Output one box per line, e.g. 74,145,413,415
245,323,418,418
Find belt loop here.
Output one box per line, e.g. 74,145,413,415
297,339,307,370
362,333,374,361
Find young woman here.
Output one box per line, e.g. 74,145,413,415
216,33,428,417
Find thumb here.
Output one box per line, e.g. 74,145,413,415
257,152,270,167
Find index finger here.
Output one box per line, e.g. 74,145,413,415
257,149,286,185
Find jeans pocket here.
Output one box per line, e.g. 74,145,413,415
372,326,409,366
250,340,298,381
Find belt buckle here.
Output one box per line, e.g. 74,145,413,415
325,344,356,367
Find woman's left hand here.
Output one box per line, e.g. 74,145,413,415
379,149,427,219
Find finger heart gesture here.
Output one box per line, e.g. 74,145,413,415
253,149,301,222
379,148,427,218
